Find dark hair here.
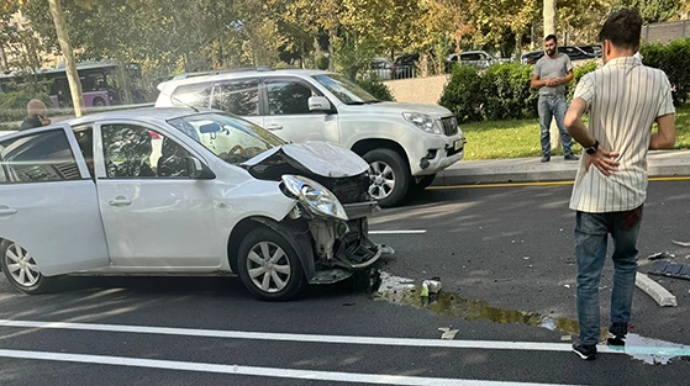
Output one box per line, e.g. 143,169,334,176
544,34,557,43
598,9,642,50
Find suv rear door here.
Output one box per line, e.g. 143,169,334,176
261,77,339,144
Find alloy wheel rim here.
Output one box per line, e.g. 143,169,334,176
5,243,40,287
247,242,291,293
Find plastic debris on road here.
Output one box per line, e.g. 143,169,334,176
635,272,678,307
647,251,675,260
671,240,690,248
648,261,690,281
438,327,459,340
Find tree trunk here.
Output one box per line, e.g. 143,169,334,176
48,0,84,117
543,0,557,37
0,45,7,70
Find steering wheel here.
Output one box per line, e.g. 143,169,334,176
229,145,244,155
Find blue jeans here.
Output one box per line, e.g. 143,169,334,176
538,96,573,156
575,208,642,345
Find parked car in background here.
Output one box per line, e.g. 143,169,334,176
370,57,397,80
558,46,597,61
578,44,602,58
521,50,544,65
393,53,419,79
369,57,414,80
521,46,597,65
446,51,494,71
156,68,466,207
0,108,382,301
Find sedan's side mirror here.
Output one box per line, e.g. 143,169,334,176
308,96,332,112
186,157,216,180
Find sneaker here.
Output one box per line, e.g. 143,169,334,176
572,343,597,360
541,155,551,163
607,322,628,346
607,335,625,347
564,154,580,161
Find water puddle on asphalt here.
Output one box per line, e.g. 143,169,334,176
373,271,690,365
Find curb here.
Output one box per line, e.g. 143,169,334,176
433,151,690,186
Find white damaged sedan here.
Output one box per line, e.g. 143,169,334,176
0,108,381,301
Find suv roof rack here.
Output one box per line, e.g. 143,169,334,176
172,67,275,80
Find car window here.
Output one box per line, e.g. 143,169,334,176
266,80,317,115
211,79,260,116
0,129,81,183
461,53,482,61
101,124,193,179
171,82,212,108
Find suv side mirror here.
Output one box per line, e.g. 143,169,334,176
308,96,332,112
186,157,216,180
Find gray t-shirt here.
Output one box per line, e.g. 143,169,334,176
533,53,573,97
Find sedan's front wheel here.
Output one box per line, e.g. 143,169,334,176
0,240,57,294
237,228,304,301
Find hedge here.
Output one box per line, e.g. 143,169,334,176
640,38,690,106
442,38,690,124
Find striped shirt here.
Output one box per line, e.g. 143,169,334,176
569,56,675,213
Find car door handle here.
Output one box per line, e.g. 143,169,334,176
0,207,17,216
109,197,132,207
265,124,283,131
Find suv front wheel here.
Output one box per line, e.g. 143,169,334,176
363,149,410,207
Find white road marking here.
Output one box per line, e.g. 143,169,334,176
0,348,586,386
0,319,624,354
369,230,427,235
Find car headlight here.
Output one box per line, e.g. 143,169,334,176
281,175,348,221
403,112,442,134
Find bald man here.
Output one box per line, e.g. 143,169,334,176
20,99,51,130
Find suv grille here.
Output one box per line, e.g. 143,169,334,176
440,116,459,136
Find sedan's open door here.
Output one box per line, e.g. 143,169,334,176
0,123,110,276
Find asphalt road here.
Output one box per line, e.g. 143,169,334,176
1,180,689,386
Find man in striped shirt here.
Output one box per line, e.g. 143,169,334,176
564,9,676,361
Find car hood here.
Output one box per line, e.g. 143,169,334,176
241,142,369,179
344,101,453,117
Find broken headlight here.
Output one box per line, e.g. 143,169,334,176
281,175,349,221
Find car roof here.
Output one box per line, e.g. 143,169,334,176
68,107,218,126
158,68,334,91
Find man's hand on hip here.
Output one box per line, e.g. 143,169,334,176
586,146,620,177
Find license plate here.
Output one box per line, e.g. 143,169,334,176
454,139,463,151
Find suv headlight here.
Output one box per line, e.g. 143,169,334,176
402,112,442,134
281,175,348,221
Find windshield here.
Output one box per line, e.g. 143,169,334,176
167,113,284,165
313,74,380,105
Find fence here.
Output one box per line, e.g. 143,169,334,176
642,20,690,44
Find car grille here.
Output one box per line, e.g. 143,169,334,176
440,116,459,136
312,175,370,204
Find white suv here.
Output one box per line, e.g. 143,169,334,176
156,69,466,207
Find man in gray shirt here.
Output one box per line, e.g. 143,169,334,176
531,35,578,162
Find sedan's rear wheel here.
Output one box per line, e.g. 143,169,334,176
237,228,304,301
0,240,57,294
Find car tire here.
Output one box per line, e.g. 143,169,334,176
363,149,410,208
93,98,106,107
0,240,58,295
410,174,437,193
237,227,304,301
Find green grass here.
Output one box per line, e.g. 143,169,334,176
461,104,690,160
